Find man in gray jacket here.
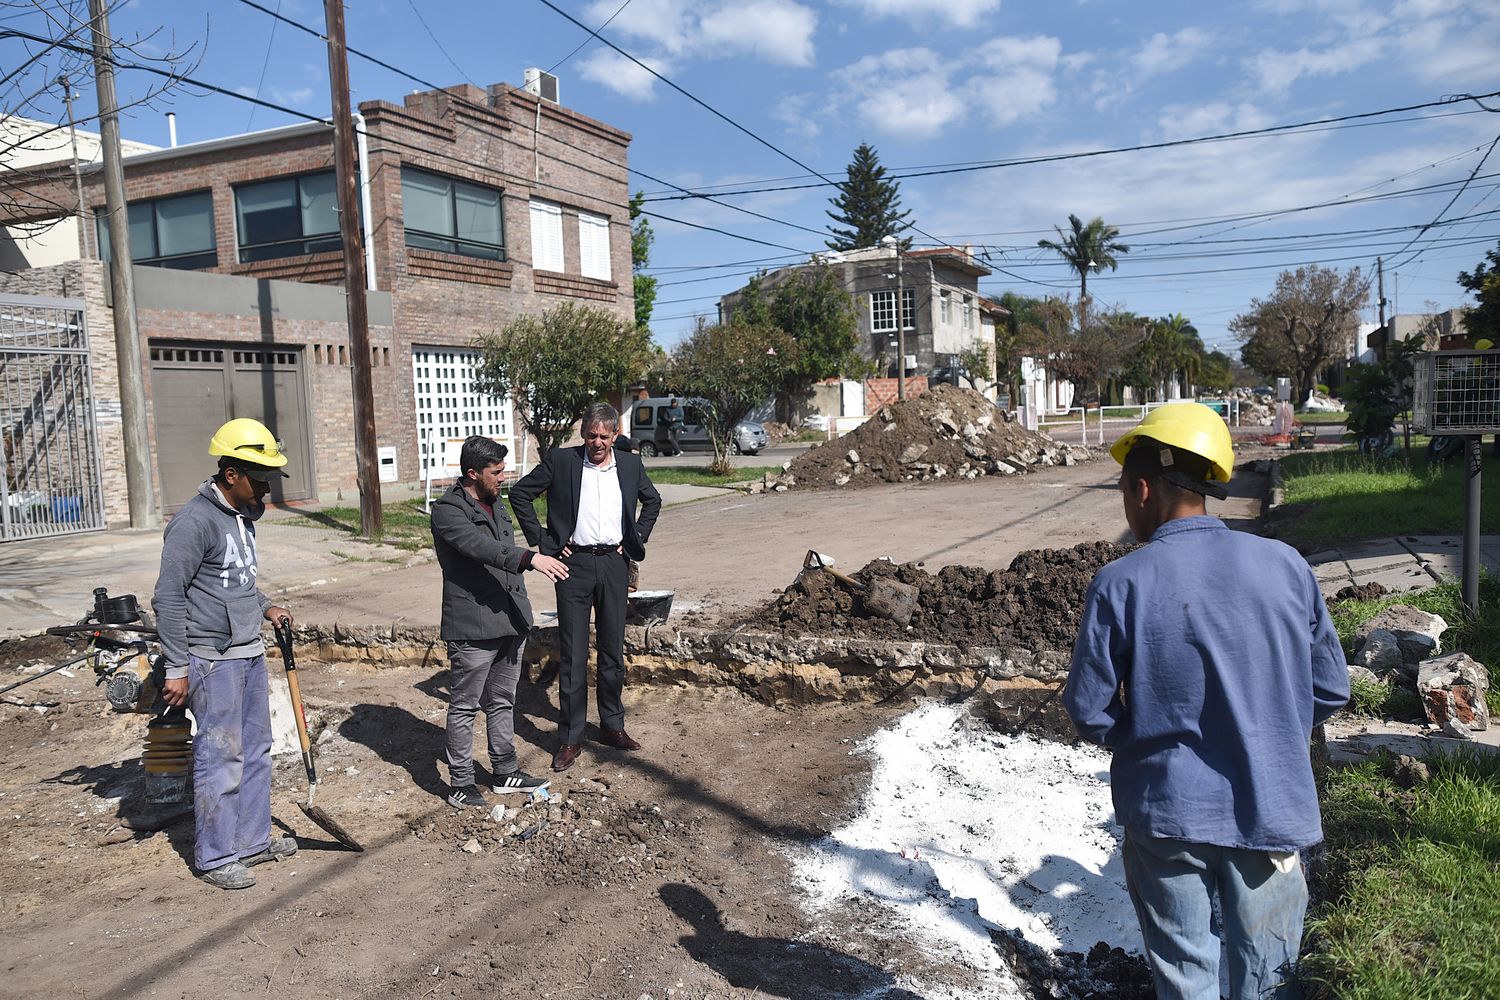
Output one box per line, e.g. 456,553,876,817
431,436,568,808
154,418,295,890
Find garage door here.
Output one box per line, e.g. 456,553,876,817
149,343,314,512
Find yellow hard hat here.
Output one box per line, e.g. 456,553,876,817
208,418,289,468
1109,402,1234,483
1476,338,1494,351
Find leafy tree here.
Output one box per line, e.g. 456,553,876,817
1049,308,1136,405
1037,214,1130,301
1230,265,1369,406
473,302,653,457
736,264,865,420
995,292,1073,403
955,340,994,391
826,143,912,251
1126,313,1204,401
1199,350,1234,393
670,320,797,475
1458,238,1500,344
629,191,657,334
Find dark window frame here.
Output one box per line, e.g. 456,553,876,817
233,170,344,263
96,189,217,270
400,166,506,262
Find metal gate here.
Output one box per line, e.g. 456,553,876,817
0,293,107,541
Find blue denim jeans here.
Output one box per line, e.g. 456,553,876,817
188,654,272,872
1123,830,1307,1000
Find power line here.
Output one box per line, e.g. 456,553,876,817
226,0,836,244
403,0,472,83
639,91,1500,204
546,0,636,74
1387,134,1500,270
244,0,282,131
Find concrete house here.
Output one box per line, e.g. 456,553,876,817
718,244,997,384
0,74,633,526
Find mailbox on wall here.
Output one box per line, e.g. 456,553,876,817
377,446,398,483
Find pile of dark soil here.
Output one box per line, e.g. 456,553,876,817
772,384,1090,491
993,930,1155,1000
1333,581,1389,602
758,540,1133,651
408,778,702,886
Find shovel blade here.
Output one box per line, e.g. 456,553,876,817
298,801,364,852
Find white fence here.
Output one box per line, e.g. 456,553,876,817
1036,399,1242,448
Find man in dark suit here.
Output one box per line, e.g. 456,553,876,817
510,402,662,772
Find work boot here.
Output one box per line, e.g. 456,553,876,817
200,861,256,890
447,784,487,808
241,836,298,867
493,770,550,794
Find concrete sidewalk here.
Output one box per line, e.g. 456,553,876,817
0,481,735,639
1306,535,1500,598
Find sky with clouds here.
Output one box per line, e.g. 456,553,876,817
12,0,1500,353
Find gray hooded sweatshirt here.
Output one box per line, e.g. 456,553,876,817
152,480,273,679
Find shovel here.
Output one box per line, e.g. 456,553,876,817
802,550,919,626
273,620,364,852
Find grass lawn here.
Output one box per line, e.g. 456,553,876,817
647,465,779,487
1276,446,1500,547
1303,747,1500,999
1296,411,1350,425
281,496,546,549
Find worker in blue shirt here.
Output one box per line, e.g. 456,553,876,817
1064,402,1349,1000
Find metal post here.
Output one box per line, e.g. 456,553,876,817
324,0,382,538
895,248,906,401
59,76,91,258
1464,435,1481,615
87,0,157,528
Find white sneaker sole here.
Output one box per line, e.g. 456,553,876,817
492,780,550,794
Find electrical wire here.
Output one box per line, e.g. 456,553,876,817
546,0,636,74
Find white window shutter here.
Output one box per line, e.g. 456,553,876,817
579,211,611,281
529,199,564,272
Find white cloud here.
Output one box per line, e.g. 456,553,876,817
1247,35,1384,94
832,0,1002,29
1131,27,1216,78
970,35,1063,128
582,0,817,71
771,94,821,140
698,0,816,66
833,49,968,140
577,50,671,101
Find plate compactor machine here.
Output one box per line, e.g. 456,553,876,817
2,588,191,804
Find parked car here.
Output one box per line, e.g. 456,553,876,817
629,397,768,456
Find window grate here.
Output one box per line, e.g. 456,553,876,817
1412,351,1500,434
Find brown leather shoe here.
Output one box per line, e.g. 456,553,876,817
552,743,582,772
600,728,642,751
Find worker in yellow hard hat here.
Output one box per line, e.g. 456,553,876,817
152,417,296,889
1065,402,1348,999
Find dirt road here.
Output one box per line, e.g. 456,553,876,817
0,464,1267,998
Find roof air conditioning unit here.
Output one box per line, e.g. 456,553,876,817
523,68,560,104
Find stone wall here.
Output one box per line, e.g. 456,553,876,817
288,622,1071,707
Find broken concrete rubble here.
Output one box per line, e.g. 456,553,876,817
1349,604,1447,686
772,384,1091,490
1416,652,1491,738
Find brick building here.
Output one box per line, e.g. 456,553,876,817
1,78,632,521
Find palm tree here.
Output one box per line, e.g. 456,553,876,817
1037,214,1130,301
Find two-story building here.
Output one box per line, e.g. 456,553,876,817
0,74,632,522
718,244,996,383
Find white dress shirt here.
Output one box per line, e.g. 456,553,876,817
571,450,624,546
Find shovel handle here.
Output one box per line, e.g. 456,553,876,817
802,549,865,592
275,622,317,778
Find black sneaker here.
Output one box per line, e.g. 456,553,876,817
447,784,487,808
492,770,550,794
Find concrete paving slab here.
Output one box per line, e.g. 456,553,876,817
1339,538,1421,575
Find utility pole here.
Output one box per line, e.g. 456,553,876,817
58,75,91,258
323,0,382,538
1376,256,1387,332
896,247,906,401
87,0,157,529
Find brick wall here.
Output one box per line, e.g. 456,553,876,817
3,83,635,503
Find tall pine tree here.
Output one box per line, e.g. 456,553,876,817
826,143,912,251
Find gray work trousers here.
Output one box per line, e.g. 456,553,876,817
444,635,526,787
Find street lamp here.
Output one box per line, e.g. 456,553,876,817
881,235,906,400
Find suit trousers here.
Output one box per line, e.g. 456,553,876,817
555,550,628,743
